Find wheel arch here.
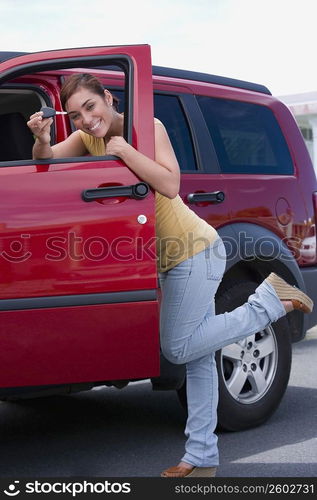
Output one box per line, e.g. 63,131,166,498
217,222,307,342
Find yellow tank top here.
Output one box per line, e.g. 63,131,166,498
79,129,218,272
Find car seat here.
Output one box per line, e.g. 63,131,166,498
0,112,34,161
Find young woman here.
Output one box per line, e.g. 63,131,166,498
27,73,313,478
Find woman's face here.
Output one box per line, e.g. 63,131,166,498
65,87,113,137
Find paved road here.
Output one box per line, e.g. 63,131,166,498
0,327,316,478
217,326,317,477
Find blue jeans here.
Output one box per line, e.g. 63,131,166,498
159,237,285,467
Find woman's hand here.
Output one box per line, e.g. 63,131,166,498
105,121,180,199
27,111,53,145
105,136,131,158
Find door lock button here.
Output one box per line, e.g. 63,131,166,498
137,215,147,224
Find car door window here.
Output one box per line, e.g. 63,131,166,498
0,62,129,166
112,91,197,171
154,94,197,171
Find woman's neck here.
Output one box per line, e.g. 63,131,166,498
106,112,124,140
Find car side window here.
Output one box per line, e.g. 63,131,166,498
110,90,197,171
154,94,197,171
196,96,294,174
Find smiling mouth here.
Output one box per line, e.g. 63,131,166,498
89,119,101,132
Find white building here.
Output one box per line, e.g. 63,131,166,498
279,91,317,173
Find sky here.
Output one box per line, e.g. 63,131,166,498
1,0,317,97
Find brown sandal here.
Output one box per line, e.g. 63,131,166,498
161,465,217,477
266,273,313,313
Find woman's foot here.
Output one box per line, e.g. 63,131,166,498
161,461,217,477
266,273,313,313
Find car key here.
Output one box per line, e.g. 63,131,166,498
40,106,68,118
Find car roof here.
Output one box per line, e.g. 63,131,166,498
0,51,271,95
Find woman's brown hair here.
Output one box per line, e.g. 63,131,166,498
60,73,119,111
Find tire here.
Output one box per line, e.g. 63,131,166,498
177,280,292,431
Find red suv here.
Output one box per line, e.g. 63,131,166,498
0,45,316,431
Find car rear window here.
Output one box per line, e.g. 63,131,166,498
196,96,294,174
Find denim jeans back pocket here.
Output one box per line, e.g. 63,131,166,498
205,240,226,281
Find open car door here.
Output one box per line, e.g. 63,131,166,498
0,45,159,390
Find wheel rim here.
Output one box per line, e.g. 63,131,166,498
219,325,278,404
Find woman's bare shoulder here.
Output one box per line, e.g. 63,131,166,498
154,117,164,126
52,129,87,158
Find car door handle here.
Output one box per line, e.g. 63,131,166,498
187,191,225,204
82,182,150,202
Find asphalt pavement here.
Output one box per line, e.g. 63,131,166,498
0,327,316,478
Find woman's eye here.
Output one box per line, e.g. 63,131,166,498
87,103,94,111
